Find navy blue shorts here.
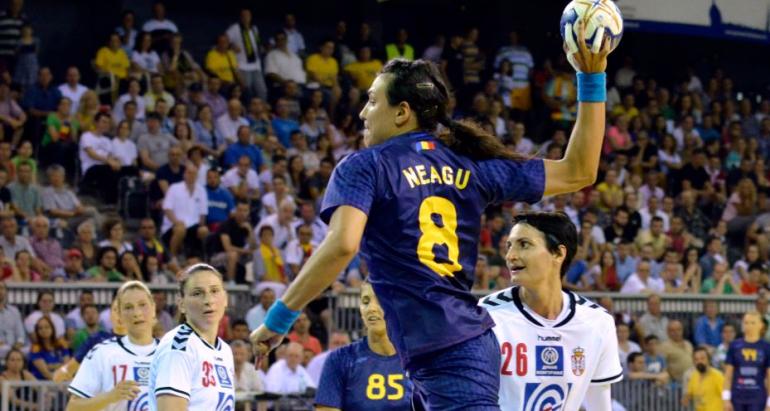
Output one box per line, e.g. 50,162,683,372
732,401,765,411
407,329,501,411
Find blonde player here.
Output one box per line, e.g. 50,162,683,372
480,212,622,411
67,281,159,411
149,264,235,411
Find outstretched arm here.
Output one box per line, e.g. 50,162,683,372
543,21,611,196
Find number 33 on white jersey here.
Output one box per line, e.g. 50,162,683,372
480,287,623,411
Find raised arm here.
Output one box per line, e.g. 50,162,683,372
543,22,611,197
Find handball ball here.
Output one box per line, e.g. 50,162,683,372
560,0,623,54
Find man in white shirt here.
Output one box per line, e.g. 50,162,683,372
638,195,669,231
161,163,208,258
216,99,249,144
636,294,670,342
281,14,305,56
231,340,264,403
226,8,267,101
264,31,306,86
620,260,665,294
264,342,315,394
221,155,261,207
57,66,88,115
79,112,122,203
112,78,146,123
245,288,275,331
254,199,297,256
290,202,327,245
142,2,178,34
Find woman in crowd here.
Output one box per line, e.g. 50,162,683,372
98,218,133,254
72,220,97,269
29,316,71,380
193,104,225,158
0,349,38,410
118,251,144,281
85,246,124,282
15,250,40,282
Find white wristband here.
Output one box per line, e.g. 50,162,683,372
766,396,770,408
722,390,731,401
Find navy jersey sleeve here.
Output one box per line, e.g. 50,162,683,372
725,342,736,367
477,158,545,204
320,151,378,224
314,349,347,408
74,332,113,362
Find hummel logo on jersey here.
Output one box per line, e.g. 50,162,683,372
171,325,194,351
537,335,561,342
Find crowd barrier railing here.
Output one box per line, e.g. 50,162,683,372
1,380,69,411
329,290,759,339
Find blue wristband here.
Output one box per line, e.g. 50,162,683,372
263,300,301,334
577,72,607,103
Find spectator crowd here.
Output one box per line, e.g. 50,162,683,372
0,0,764,409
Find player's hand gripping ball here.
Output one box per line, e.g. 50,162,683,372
560,0,623,72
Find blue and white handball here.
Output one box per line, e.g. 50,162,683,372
560,0,623,56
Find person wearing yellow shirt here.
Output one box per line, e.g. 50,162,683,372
343,47,382,90
305,40,341,109
683,346,723,411
305,40,339,89
94,33,130,80
385,28,414,61
611,93,640,120
595,169,624,212
205,34,240,85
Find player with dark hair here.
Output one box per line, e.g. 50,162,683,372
315,280,411,410
480,211,622,410
252,23,611,409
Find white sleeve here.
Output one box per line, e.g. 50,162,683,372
591,318,624,385
198,188,208,217
162,185,176,212
285,242,301,265
68,345,104,398
582,384,612,411
264,364,282,393
153,349,194,401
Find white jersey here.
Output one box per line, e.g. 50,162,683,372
68,336,159,411
480,287,623,411
149,323,235,411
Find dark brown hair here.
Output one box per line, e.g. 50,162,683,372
380,59,526,162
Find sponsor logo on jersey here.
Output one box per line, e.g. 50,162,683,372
215,364,233,388
522,382,572,411
133,366,151,385
536,346,563,376
128,391,150,411
215,391,235,411
571,347,586,376
537,335,561,342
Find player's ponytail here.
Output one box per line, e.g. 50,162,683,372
381,58,527,162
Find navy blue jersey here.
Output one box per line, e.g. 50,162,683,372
726,338,770,404
74,331,115,362
321,131,545,364
315,338,412,410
